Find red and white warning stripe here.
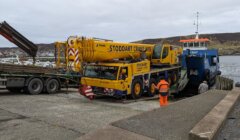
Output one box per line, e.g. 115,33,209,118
68,48,75,56
75,49,79,64
79,85,95,100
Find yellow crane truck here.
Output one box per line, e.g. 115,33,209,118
55,36,182,99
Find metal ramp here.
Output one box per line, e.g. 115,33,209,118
0,21,38,58
178,69,189,91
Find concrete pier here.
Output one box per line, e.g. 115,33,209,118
1,88,239,140
80,89,240,140
189,88,240,140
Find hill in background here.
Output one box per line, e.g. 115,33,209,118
135,32,240,55
0,43,55,57
0,32,240,57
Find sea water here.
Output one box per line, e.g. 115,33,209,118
220,55,240,83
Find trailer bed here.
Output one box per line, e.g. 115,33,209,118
0,63,59,74
0,63,81,94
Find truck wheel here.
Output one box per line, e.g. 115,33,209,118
27,78,43,95
148,78,157,97
131,79,143,99
46,79,59,94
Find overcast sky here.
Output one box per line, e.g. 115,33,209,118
0,0,239,47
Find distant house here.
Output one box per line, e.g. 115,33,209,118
0,52,3,57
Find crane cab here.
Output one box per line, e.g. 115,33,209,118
80,60,151,98
151,43,182,66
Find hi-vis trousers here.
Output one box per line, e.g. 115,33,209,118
159,92,168,106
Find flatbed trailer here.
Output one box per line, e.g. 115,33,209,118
0,21,81,94
0,63,81,94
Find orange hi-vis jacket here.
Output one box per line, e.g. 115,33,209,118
157,80,169,93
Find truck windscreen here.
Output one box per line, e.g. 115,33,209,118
152,44,162,59
84,65,119,80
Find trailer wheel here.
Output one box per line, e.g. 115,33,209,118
131,79,143,99
148,78,157,97
27,78,43,95
46,79,59,94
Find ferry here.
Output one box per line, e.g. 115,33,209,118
180,12,221,89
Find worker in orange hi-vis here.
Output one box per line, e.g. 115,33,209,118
155,78,170,106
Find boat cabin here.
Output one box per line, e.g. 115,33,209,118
180,38,209,50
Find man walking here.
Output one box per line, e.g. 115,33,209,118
198,81,209,94
156,78,170,106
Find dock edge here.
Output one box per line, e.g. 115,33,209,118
189,88,240,140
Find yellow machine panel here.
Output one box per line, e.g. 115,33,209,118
132,60,150,75
81,78,127,91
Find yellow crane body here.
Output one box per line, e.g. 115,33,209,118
55,36,182,73
55,36,183,99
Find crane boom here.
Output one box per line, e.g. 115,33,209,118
67,36,154,62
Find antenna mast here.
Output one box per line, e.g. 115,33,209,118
194,12,199,39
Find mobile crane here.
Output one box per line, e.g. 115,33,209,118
56,36,182,99
0,21,182,98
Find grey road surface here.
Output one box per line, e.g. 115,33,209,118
0,89,159,140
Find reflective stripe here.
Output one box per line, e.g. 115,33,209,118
159,89,169,92
86,93,94,96
85,89,92,92
157,81,169,93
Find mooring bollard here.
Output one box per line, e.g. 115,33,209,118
215,76,234,90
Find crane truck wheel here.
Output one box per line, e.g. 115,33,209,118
46,79,59,94
27,78,43,95
131,79,143,99
148,78,157,97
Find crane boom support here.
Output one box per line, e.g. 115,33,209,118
0,21,38,58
